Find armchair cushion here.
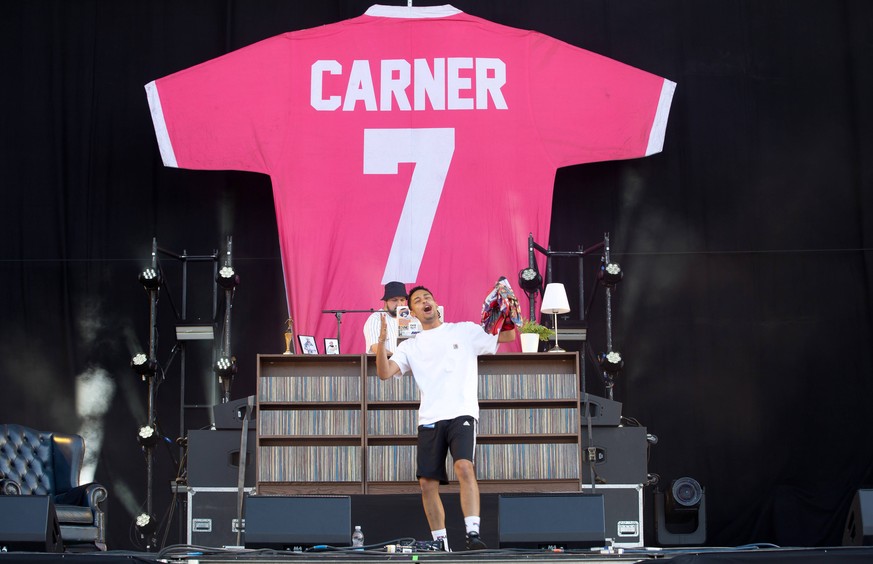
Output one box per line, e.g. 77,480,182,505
55,483,107,525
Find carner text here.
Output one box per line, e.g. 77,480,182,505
310,57,507,111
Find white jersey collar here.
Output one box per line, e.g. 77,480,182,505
365,4,461,18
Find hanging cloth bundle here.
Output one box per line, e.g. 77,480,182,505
481,276,522,334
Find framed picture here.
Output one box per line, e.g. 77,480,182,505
324,338,339,355
298,335,318,355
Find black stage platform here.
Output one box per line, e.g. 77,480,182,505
4,492,872,564
2,546,873,564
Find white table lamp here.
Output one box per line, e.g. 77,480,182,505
541,283,571,352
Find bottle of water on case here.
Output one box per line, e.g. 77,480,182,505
352,525,364,548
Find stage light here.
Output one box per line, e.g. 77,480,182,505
217,266,240,289
654,477,707,546
137,425,158,448
135,513,158,537
541,283,570,352
518,267,542,294
130,353,157,379
138,267,161,290
598,262,623,287
214,356,238,378
598,351,624,374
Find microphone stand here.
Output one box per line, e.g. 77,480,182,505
321,308,378,353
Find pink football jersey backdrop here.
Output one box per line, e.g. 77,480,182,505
146,5,675,354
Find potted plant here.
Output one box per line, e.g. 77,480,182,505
518,318,554,352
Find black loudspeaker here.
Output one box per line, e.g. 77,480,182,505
0,495,63,552
580,394,622,426
844,489,873,546
580,425,648,485
244,496,351,549
187,429,256,487
211,396,257,430
498,493,606,549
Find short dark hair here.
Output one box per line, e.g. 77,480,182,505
407,285,433,302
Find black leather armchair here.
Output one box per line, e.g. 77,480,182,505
0,424,108,551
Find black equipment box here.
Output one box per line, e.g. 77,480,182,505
187,487,253,547
588,484,644,548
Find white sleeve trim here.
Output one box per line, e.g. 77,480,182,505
645,79,676,156
144,80,178,168
365,4,461,18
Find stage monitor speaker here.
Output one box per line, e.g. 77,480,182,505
580,394,622,426
245,495,351,550
843,489,873,546
187,429,256,487
0,495,63,552
211,396,257,430
498,493,605,549
580,425,648,485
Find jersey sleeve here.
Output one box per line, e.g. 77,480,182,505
527,32,676,168
145,35,293,173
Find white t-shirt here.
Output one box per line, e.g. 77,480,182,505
391,322,498,425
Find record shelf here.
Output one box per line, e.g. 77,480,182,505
256,352,583,495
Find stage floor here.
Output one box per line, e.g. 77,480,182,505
3,546,873,564
5,491,873,564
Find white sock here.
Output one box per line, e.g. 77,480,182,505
464,516,481,534
431,528,447,541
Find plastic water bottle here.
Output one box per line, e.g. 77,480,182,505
352,525,364,548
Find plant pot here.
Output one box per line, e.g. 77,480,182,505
520,333,540,353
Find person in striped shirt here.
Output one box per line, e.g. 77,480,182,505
363,281,408,354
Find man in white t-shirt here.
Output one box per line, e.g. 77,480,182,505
363,281,408,354
376,286,516,550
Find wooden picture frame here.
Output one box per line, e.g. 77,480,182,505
298,335,318,355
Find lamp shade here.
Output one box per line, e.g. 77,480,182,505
541,283,570,315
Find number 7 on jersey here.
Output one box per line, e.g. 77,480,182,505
363,128,455,284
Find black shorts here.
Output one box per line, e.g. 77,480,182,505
417,415,477,484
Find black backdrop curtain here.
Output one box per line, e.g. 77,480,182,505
1,0,872,550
